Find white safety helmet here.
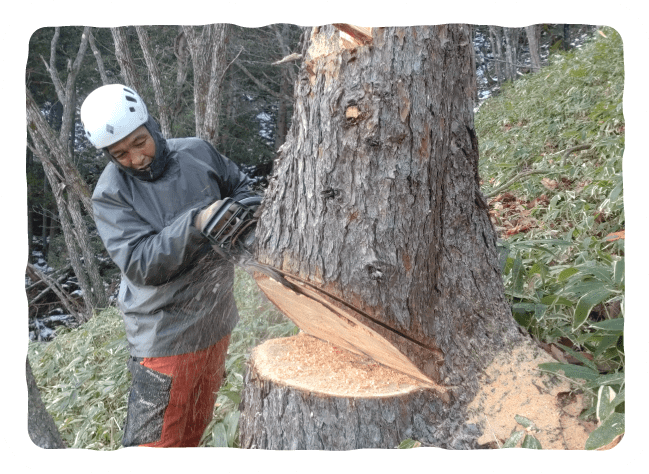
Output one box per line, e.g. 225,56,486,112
80,84,148,148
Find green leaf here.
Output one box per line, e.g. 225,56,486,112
573,288,615,330
585,413,624,450
590,318,624,333
596,385,616,422
541,294,575,306
225,410,240,447
514,415,535,429
397,438,421,449
534,304,549,321
538,362,599,381
590,372,624,388
610,388,625,409
211,422,228,447
502,430,525,448
220,387,242,406
593,334,621,358
555,342,598,371
521,435,542,449
613,258,624,286
558,267,579,281
512,256,525,294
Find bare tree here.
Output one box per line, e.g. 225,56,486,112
526,24,543,73
111,27,143,92
135,26,172,137
488,25,504,87
182,24,230,147
27,27,108,320
503,27,520,81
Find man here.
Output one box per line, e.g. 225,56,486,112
81,84,253,447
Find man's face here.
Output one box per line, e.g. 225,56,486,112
107,125,156,171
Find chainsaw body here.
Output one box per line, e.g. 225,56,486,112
199,195,297,290
200,195,262,258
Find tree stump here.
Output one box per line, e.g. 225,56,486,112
239,333,594,450
239,333,481,450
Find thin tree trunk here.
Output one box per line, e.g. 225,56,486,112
503,27,519,81
171,27,190,132
88,29,111,85
26,91,93,215
488,26,503,88
136,26,172,137
525,24,542,73
183,24,230,147
563,24,571,50
111,27,143,92
27,37,108,316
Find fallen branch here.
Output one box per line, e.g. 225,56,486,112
560,144,592,166
27,263,83,322
26,264,72,292
484,169,552,198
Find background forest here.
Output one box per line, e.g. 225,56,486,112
24,23,626,451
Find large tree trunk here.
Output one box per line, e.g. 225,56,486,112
246,25,585,449
256,24,520,391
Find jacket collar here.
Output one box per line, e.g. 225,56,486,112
104,115,171,181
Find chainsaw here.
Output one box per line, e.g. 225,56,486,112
199,195,297,291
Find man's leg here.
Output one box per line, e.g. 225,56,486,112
181,334,230,446
121,335,230,448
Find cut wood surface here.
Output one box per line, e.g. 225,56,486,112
254,274,446,394
239,333,478,449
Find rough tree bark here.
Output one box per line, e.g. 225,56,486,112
241,25,584,450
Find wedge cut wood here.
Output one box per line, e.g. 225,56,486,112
254,274,447,395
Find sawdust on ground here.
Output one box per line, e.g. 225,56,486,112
467,340,596,449
252,332,422,398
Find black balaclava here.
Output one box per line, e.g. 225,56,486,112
104,114,171,181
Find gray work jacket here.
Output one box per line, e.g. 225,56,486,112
92,116,253,357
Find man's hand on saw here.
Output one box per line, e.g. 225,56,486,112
194,200,239,236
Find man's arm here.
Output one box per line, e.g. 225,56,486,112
93,192,206,287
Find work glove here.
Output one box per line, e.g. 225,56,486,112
194,200,239,236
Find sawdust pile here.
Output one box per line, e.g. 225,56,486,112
467,340,596,449
252,332,421,398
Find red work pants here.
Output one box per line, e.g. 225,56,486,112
123,335,230,448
